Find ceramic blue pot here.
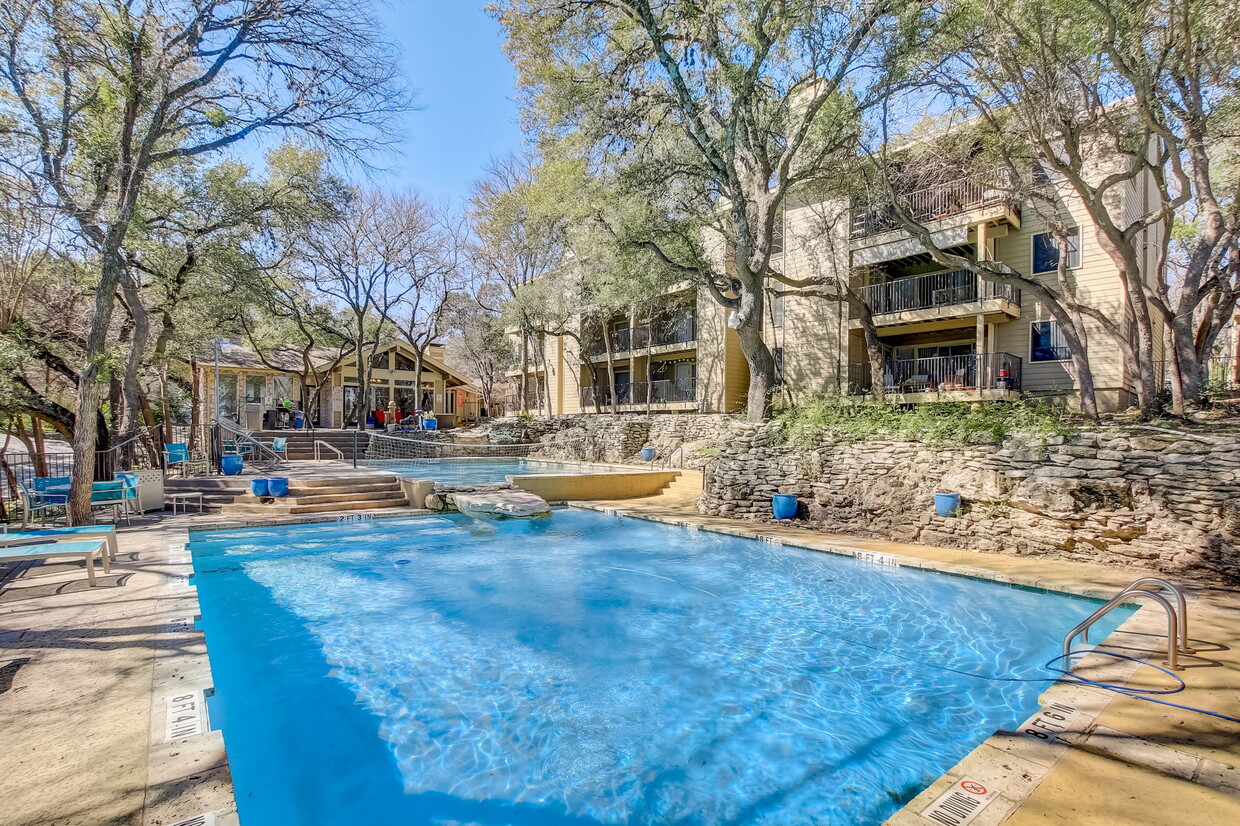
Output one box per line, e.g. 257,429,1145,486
250,478,270,497
934,492,962,517
423,418,438,430
221,455,243,476
772,494,799,520
641,447,657,462
268,477,289,497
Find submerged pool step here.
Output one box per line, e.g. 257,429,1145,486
218,496,409,515
229,489,407,507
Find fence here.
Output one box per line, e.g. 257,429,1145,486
847,352,1022,396
855,270,1021,316
1152,356,1240,395
585,313,697,357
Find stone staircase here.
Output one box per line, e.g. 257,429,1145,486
655,469,704,502
250,429,368,461
163,473,407,515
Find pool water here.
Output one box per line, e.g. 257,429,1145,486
359,458,605,485
189,511,1130,826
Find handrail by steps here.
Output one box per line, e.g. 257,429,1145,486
217,418,283,470
1062,578,1191,671
314,439,345,462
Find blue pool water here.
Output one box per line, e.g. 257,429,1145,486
360,458,605,485
189,511,1130,826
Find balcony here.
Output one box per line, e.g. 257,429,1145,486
853,270,1021,328
847,352,1022,400
580,378,697,409
585,314,697,359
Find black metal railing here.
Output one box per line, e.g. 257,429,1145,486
847,352,1022,395
586,313,697,357
850,171,1019,239
502,389,545,411
1152,356,1240,394
855,270,1022,317
581,378,697,408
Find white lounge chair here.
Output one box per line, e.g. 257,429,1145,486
0,539,110,586
1,525,119,561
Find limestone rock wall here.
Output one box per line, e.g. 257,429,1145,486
699,421,1240,584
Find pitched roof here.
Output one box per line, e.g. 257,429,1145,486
205,340,344,372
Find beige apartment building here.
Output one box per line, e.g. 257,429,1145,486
509,161,1163,415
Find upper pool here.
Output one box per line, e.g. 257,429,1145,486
189,510,1130,826
359,457,609,485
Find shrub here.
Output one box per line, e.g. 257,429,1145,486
777,394,1070,447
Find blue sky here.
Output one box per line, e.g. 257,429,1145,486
365,1,525,206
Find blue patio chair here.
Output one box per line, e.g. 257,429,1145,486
17,477,69,529
272,437,287,458
164,443,209,477
89,480,129,525
114,472,142,519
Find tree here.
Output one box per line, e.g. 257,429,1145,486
920,0,1240,414
492,0,915,420
0,0,406,522
443,289,511,417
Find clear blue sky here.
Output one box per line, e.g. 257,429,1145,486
367,1,525,206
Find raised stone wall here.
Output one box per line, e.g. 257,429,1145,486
699,421,1240,583
468,414,733,464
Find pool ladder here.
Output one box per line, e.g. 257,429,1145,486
1062,578,1193,671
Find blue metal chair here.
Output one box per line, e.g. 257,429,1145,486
89,480,129,525
164,443,209,477
18,477,69,528
114,472,142,519
272,437,288,459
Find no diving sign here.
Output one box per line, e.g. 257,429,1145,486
924,778,994,825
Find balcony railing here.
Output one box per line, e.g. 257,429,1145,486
502,389,545,410
850,171,1018,239
580,378,697,408
847,352,1022,395
856,270,1021,317
586,314,697,357
1153,356,1240,393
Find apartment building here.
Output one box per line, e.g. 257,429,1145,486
510,160,1162,415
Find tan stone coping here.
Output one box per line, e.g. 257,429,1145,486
568,500,1240,826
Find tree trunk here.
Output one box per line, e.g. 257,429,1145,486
733,303,775,421
68,248,125,524
117,267,151,466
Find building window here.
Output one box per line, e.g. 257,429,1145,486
773,346,785,385
1031,320,1071,362
770,292,785,327
244,375,265,404
1032,229,1080,274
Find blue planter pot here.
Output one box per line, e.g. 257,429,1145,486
641,447,657,462
221,455,243,476
423,418,438,431
772,494,799,520
934,492,963,517
250,478,270,498
268,477,289,497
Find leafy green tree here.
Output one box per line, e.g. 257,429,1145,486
0,0,406,522
491,0,915,420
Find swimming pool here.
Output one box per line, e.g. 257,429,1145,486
359,457,607,485
189,511,1131,826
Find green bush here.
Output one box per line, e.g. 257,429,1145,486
777,394,1070,447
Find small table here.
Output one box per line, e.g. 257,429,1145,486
166,492,204,514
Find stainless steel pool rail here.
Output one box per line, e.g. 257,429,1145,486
1062,578,1192,671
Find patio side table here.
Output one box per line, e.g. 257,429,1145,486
165,492,205,514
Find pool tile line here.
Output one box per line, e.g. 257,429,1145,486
144,525,239,826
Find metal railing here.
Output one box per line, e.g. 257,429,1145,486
855,270,1021,317
502,389,545,411
586,314,697,357
313,440,345,462
1152,356,1240,395
1063,578,1192,671
850,170,1018,239
581,378,698,408
217,417,283,470
847,352,1022,395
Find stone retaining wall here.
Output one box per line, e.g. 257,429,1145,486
472,414,733,464
699,421,1240,583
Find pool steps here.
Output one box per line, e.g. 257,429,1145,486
165,475,409,515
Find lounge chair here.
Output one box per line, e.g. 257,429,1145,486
0,539,110,586
0,525,119,561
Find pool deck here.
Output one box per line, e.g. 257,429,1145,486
0,490,1236,826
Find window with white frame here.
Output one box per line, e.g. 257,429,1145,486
1032,229,1080,274
1031,320,1071,362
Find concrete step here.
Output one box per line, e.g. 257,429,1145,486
219,496,408,515
230,489,405,507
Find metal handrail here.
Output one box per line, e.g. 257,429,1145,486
314,440,344,462
1063,578,1191,671
659,444,686,469
217,417,283,469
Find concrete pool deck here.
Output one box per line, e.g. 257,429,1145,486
0,497,1236,825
